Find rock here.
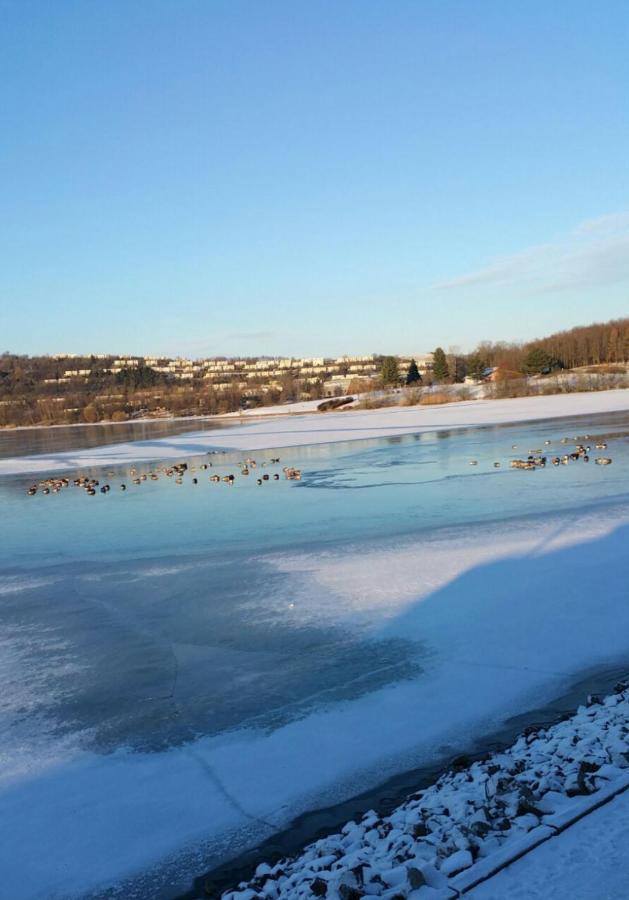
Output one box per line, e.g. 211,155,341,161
469,820,491,838
440,849,473,877
310,876,328,896
407,867,426,889
516,798,544,818
317,397,355,412
339,885,363,900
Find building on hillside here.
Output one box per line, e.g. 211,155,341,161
112,358,140,368
397,353,434,372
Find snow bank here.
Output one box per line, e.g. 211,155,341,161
2,389,629,475
472,779,629,899
221,684,629,899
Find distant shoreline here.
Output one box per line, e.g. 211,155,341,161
0,413,223,433
0,406,311,433
2,388,629,476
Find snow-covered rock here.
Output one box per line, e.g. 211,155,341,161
221,682,629,899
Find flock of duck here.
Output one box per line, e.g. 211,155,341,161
469,435,613,471
24,434,614,498
25,455,303,497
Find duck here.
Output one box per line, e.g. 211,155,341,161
510,460,536,470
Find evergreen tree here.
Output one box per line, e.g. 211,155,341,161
521,346,553,375
115,364,161,389
406,359,422,385
466,353,487,379
432,347,450,382
381,356,400,386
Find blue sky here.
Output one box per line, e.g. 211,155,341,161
1,0,628,358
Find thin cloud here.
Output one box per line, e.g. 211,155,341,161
434,211,629,295
225,331,277,341
574,211,629,235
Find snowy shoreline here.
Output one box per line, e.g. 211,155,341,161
216,682,629,899
1,389,629,476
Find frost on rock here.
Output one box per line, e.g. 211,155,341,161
221,684,629,899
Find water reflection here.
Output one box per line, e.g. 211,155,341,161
0,417,228,460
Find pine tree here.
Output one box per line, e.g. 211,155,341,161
521,346,553,375
406,359,421,385
381,356,400,386
432,347,450,382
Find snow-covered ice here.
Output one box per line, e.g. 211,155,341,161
1,389,629,475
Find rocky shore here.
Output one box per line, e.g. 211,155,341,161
218,683,629,899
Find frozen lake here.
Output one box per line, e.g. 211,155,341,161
0,416,228,461
1,409,629,898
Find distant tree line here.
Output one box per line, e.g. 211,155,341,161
464,317,629,380
1,318,627,426
524,317,629,370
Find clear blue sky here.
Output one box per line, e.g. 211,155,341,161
1,0,628,358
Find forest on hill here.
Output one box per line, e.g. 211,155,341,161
466,317,629,378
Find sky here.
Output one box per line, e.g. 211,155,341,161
1,0,628,358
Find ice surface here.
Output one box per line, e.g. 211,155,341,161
2,388,629,475
1,409,629,897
